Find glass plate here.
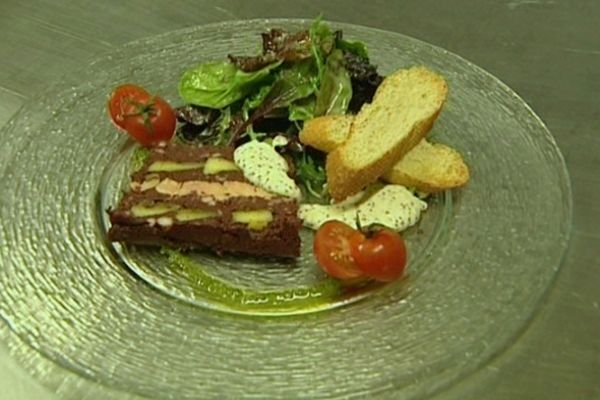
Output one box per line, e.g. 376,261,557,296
98,140,451,316
0,19,571,399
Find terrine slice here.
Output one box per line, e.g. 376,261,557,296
108,143,302,258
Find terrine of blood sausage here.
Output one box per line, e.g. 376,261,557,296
108,143,302,258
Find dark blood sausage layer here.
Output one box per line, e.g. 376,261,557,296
108,143,302,258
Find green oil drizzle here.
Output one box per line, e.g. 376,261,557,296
162,248,341,313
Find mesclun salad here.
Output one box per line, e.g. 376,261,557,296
106,17,469,289
174,18,382,202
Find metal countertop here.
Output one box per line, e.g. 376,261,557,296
0,1,598,399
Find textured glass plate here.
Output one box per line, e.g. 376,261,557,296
0,19,571,399
98,141,450,316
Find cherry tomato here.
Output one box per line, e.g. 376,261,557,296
351,228,407,282
313,221,365,280
107,84,176,146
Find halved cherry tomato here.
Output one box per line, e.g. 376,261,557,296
313,221,365,280
350,228,407,282
107,84,176,146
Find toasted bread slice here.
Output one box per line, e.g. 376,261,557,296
325,66,448,200
299,115,352,153
382,140,469,192
300,114,469,192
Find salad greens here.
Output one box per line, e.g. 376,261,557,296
309,17,336,80
179,60,281,109
313,49,352,116
229,28,312,72
343,52,384,113
289,96,316,121
174,17,384,201
334,33,369,60
229,59,319,143
294,150,328,200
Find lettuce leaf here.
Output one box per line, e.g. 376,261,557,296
289,96,316,121
266,60,319,107
229,59,319,142
241,83,273,118
309,17,335,81
229,28,312,72
334,30,369,59
174,105,220,143
178,60,281,109
314,49,352,116
293,149,328,202
343,52,384,113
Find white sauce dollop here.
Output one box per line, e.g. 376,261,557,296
234,140,302,200
299,185,427,231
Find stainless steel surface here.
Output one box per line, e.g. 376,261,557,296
0,1,597,399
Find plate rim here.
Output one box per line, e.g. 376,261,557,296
0,17,573,400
